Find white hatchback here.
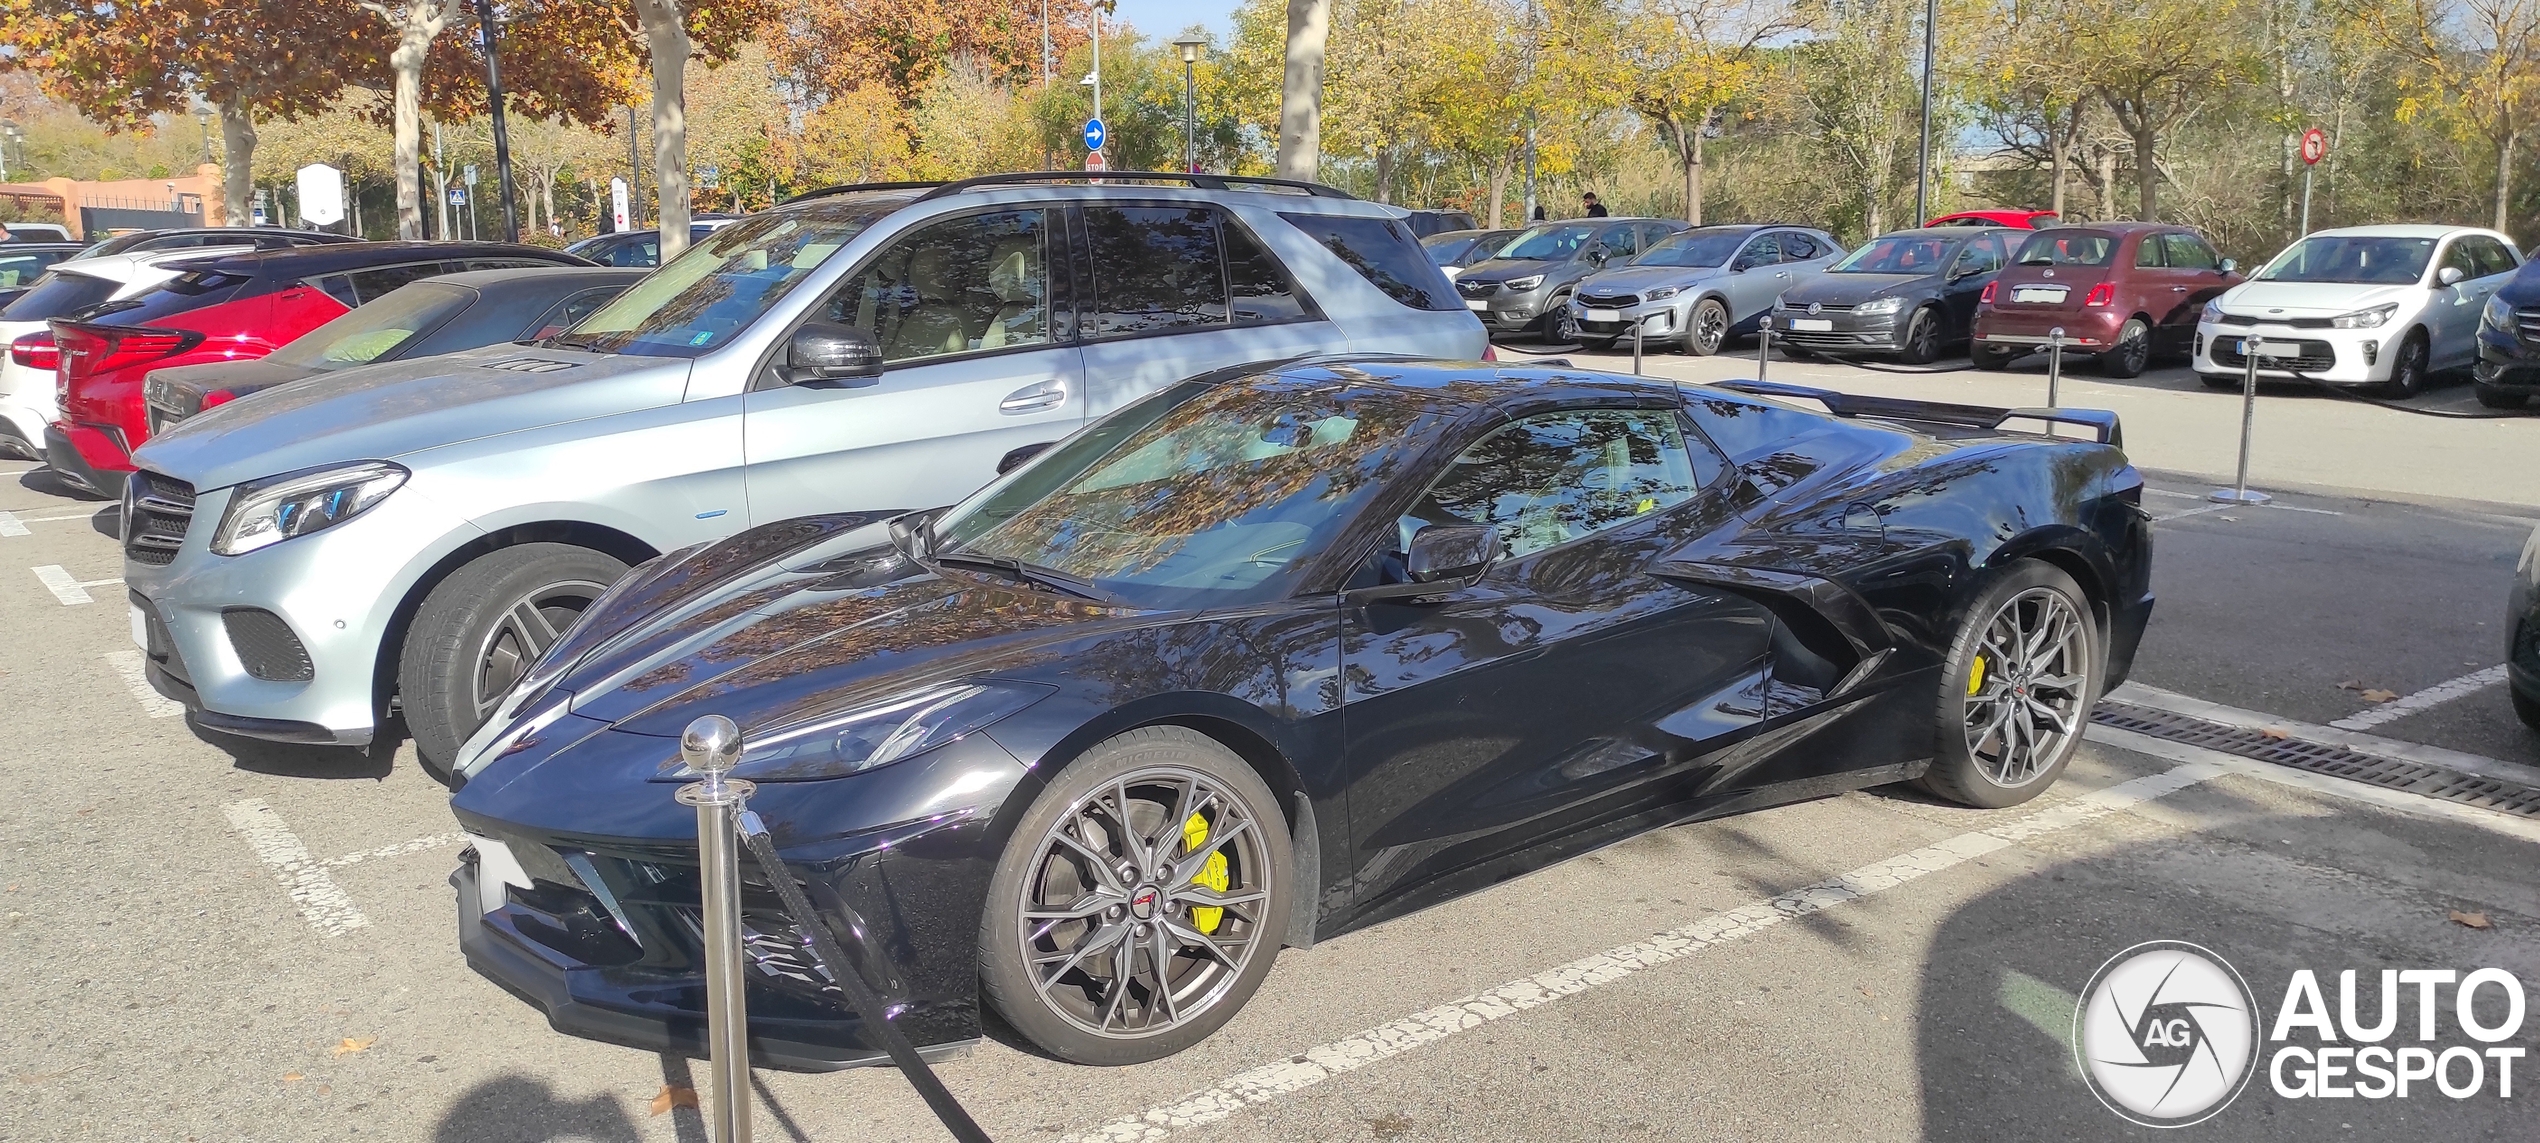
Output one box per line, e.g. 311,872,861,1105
0,246,256,458
2193,224,2521,396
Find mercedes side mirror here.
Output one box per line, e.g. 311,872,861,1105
2438,265,2467,287
1406,523,1500,585
786,321,883,386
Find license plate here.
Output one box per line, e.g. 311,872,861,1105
130,602,147,650
1582,308,1621,322
1789,318,1833,332
2011,285,2068,303
2240,338,2301,359
1466,299,1490,312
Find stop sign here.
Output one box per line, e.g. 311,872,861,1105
1085,149,1109,172
2301,127,2327,166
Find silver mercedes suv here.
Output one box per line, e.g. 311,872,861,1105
123,173,1485,776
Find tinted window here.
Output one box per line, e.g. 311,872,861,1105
1225,218,1311,323
0,270,118,320
1412,409,1704,561
2014,230,2118,267
2440,239,2480,281
528,286,628,339
2133,236,2167,268
1952,235,2002,275
1780,232,1819,261
2463,236,2519,279
1086,206,1225,337
1737,233,1781,268
567,208,886,358
1280,213,1458,310
1634,228,1745,269
821,208,1051,362
266,282,474,372
1832,235,1956,274
76,270,250,327
341,261,456,306
0,249,75,289
2162,232,2223,272
2256,235,2437,284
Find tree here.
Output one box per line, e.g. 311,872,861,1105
1414,0,1530,224
2382,0,2540,230
1321,0,1428,202
1962,0,2098,218
1596,0,1796,224
2065,0,2263,219
357,0,459,239
1794,0,1928,235
766,0,1086,104
0,0,377,224
1277,0,1332,179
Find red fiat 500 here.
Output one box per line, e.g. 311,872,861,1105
45,241,589,496
1971,222,2242,378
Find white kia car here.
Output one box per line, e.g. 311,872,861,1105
0,246,257,459
2194,224,2522,396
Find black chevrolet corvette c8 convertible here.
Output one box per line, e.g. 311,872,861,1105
446,358,2152,1070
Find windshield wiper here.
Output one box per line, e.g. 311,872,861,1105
543,334,613,354
931,551,1115,603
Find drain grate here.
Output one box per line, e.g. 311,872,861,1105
2091,701,2540,819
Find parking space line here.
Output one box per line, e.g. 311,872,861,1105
2151,503,2233,524
0,508,103,536
221,799,370,938
32,564,121,605
1059,760,2224,1143
322,833,463,869
2328,664,2508,731
102,651,182,718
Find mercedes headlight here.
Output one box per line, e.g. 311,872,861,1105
1502,274,1544,291
670,680,1056,782
2484,293,2513,331
2329,303,2398,329
1642,285,1681,302
211,461,408,556
2201,299,2224,324
1855,296,1905,316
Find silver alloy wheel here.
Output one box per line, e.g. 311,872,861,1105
1016,765,1272,1039
469,578,611,719
1691,299,1729,354
1961,586,2091,788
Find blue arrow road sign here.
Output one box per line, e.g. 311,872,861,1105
1083,117,1105,152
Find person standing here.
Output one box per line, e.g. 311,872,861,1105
1581,192,1609,217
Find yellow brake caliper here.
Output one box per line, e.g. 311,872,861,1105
1181,813,1229,934
1968,654,1987,696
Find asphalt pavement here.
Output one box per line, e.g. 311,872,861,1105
2,339,2535,1143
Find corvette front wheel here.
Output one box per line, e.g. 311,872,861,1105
1922,561,2102,808
979,726,1292,1065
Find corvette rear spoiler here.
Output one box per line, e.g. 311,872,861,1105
1712,379,2123,449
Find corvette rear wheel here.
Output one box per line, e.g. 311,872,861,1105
980,726,1291,1065
1922,562,2102,808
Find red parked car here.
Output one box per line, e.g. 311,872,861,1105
45,241,590,496
1929,209,2060,230
1971,222,2242,377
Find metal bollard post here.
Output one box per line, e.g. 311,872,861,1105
2045,327,2065,408
1631,319,1644,376
1756,315,1771,385
676,715,756,1143
2207,334,2273,505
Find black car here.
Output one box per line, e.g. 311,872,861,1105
140,266,645,434
565,225,724,267
1401,208,1480,239
1771,227,2012,363
1457,218,1691,341
2472,256,2540,407
83,226,353,257
0,242,87,307
448,357,2151,1070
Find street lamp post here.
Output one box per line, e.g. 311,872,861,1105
195,108,212,166
474,0,521,243
1913,0,1937,226
0,120,14,183
1174,36,1206,174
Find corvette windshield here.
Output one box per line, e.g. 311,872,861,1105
560,204,891,357
934,379,1432,607
1632,229,1744,269
1830,235,1957,274
2255,235,2438,285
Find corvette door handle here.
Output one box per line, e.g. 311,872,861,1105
999,379,1068,415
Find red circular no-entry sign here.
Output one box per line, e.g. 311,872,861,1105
2301,127,2327,166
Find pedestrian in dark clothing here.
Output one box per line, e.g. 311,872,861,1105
1531,203,1547,221
1582,192,1610,217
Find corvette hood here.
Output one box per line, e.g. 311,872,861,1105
2214,280,2421,319
129,344,689,492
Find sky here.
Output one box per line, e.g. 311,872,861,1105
1108,0,1242,40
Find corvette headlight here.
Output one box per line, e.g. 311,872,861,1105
1855,296,1905,316
2201,299,2224,324
2329,303,2398,329
1502,274,1544,291
2484,293,2513,331
671,680,1056,782
1642,285,1681,302
211,461,408,556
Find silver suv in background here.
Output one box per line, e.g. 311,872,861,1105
124,173,1485,776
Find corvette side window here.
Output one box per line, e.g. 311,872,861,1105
1408,410,1702,561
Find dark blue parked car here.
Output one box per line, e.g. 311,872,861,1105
2473,259,2540,407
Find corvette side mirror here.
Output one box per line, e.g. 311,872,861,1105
787,321,883,386
1406,523,1500,585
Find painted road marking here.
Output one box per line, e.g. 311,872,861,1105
321,833,463,869
2150,503,2233,524
2329,664,2508,731
1060,760,2225,1143
32,564,120,605
2109,680,2540,794
102,650,181,718
222,799,371,938
0,507,105,536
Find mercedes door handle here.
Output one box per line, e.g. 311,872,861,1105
1000,379,1069,415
